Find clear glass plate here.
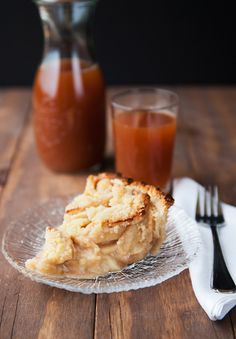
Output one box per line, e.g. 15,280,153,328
2,197,201,294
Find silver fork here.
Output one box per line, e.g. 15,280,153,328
195,186,236,292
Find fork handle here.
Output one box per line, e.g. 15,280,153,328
211,226,236,292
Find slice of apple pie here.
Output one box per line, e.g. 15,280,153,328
26,173,174,278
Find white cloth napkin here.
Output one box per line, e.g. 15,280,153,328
173,177,236,320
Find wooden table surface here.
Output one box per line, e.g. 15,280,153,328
0,87,236,339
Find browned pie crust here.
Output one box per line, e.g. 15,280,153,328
26,173,174,278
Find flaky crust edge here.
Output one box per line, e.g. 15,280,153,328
92,172,174,210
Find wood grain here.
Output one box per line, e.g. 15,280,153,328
0,89,31,197
173,87,236,204
95,272,234,339
0,119,94,339
95,87,236,339
0,87,236,339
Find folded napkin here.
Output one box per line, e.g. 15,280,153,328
173,178,236,320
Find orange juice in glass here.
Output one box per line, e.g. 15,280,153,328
112,88,178,191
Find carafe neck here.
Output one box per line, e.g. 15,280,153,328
36,0,96,61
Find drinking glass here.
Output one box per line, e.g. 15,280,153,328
111,88,179,191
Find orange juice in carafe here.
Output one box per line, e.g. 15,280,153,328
33,0,106,172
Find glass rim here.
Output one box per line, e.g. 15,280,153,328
111,87,179,112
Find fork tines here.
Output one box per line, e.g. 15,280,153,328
195,186,225,225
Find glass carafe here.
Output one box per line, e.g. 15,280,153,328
33,0,106,172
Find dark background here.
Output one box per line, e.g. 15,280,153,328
0,0,235,86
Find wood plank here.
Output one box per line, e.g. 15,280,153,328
0,88,31,338
0,118,95,339
95,272,234,339
205,87,236,333
94,87,236,339
1,87,235,339
0,88,31,197
173,87,236,204
230,310,236,338
204,87,236,204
